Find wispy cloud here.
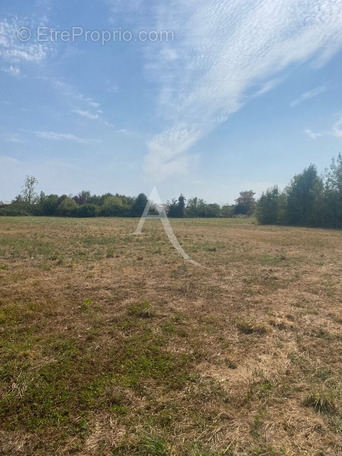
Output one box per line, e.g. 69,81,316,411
305,116,342,140
1,65,20,76
104,122,130,135
73,109,99,120
106,80,120,94
305,129,324,140
1,132,25,143
331,118,342,138
39,77,102,112
88,101,101,109
290,86,326,108
0,16,52,75
77,94,101,110
32,130,100,144
254,77,284,97
40,77,106,123
137,0,342,180
104,0,147,23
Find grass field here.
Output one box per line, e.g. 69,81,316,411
0,217,341,456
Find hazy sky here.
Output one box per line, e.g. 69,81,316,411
1,0,342,204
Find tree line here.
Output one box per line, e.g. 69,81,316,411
257,154,342,229
0,178,255,219
1,154,341,228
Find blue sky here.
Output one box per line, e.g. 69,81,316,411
1,0,342,204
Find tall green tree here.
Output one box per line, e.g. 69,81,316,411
256,187,280,225
168,195,186,218
20,175,39,204
41,194,59,216
131,193,148,217
324,154,342,228
234,190,256,216
285,164,322,226
177,194,186,218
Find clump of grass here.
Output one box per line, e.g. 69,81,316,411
0,264,8,270
236,318,268,335
269,319,287,330
79,298,92,311
225,358,237,369
106,248,114,258
249,444,282,455
160,321,176,333
251,379,275,399
136,434,169,456
51,256,64,266
261,254,286,265
250,409,265,438
220,338,230,349
128,301,153,319
192,449,227,456
303,390,337,414
311,328,331,339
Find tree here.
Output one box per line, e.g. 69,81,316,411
131,193,148,217
100,195,124,216
167,198,178,217
285,164,322,226
168,195,185,218
324,154,342,228
256,187,280,225
221,205,234,218
177,194,185,218
186,197,199,217
73,191,91,205
56,198,78,217
77,204,98,218
20,175,39,204
41,194,59,216
234,190,256,216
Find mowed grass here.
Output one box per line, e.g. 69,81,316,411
0,217,342,456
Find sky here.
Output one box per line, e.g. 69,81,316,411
1,0,342,204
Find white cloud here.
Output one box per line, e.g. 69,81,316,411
73,109,99,120
1,65,20,76
305,129,324,140
139,0,342,179
78,95,101,109
0,16,52,75
254,78,284,97
106,81,120,94
290,86,326,108
305,116,342,140
145,125,201,179
1,133,25,143
104,122,130,135
39,77,102,113
32,130,100,144
88,101,101,109
331,118,342,138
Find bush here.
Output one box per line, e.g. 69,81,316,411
56,198,78,217
77,204,98,218
41,195,59,216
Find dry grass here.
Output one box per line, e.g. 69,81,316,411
0,216,341,455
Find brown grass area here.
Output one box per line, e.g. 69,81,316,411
0,217,341,455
